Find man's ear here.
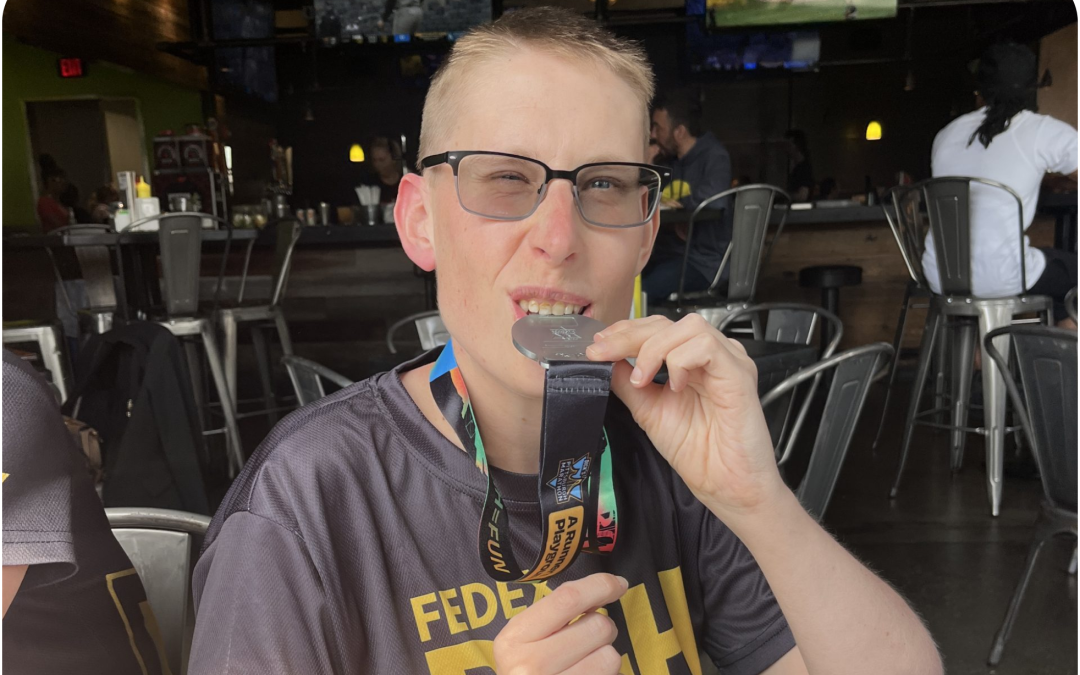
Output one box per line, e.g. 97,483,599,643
634,208,661,276
395,172,436,272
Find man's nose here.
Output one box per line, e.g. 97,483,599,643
526,181,580,266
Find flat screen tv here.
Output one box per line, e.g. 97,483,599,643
687,24,820,73
688,0,896,28
315,0,491,41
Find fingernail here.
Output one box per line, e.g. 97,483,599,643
594,330,606,339
616,575,629,590
629,367,643,384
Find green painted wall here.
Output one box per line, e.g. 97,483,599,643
3,35,204,231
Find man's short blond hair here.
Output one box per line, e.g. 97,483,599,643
418,7,655,163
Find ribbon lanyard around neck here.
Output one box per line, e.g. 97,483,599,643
428,340,618,583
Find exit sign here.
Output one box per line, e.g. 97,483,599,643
57,58,85,78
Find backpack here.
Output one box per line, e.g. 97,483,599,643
63,323,211,514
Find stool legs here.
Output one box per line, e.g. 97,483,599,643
250,326,277,426
978,303,1014,517
949,319,977,472
221,311,240,407
891,306,942,498
873,281,914,451
820,287,840,347
38,325,72,403
199,321,244,477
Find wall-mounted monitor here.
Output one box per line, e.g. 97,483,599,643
314,0,492,42
688,0,895,28
687,25,821,73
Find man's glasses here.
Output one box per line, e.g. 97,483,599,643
420,151,672,229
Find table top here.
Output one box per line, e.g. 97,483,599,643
4,228,257,249
262,224,401,247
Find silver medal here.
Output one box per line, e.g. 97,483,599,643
512,314,609,368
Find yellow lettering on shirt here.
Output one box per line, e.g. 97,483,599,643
424,639,494,674
662,180,691,202
460,583,498,629
619,569,702,675
496,581,528,619
438,589,469,636
411,592,441,643
410,567,702,675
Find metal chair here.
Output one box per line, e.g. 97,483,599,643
282,355,354,406
888,177,1052,516
2,323,71,402
718,302,843,464
46,224,121,336
760,342,894,521
127,213,244,476
982,326,1076,666
872,186,936,450
661,184,790,328
1066,287,1077,323
106,507,211,675
217,218,302,425
386,310,450,355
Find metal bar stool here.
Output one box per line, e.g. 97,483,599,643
218,218,302,425
126,212,244,476
888,177,1052,516
282,355,354,406
653,184,791,329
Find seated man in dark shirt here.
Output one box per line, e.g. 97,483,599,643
2,350,165,674
644,89,733,302
189,8,943,675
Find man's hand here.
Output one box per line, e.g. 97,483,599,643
586,315,785,520
660,196,683,210
493,573,627,675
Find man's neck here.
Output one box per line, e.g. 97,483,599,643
676,134,699,160
400,349,543,475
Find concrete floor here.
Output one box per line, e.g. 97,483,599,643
227,341,1077,674
825,385,1077,675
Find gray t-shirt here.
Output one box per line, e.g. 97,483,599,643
189,349,795,674
2,350,164,675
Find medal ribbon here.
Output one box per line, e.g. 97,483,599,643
429,340,619,582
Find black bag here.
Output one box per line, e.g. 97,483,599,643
63,323,211,514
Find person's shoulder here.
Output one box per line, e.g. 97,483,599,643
937,109,983,141
210,372,408,529
1026,111,1078,138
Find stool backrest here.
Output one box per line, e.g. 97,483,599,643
46,224,119,312
158,215,205,317
679,184,790,305
920,176,1026,296
283,355,354,406
760,342,892,521
984,326,1077,512
270,218,303,308
885,184,930,288
386,310,449,355
106,507,210,675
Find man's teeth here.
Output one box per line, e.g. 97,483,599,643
517,299,585,315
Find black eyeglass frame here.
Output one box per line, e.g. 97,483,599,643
420,150,673,229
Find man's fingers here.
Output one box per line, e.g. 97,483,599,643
537,610,619,674
501,574,628,644
587,315,678,363
560,644,623,675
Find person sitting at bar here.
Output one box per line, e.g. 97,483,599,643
364,136,405,205
188,9,943,674
36,154,71,233
784,130,814,203
643,89,732,301
2,350,165,674
923,42,1078,328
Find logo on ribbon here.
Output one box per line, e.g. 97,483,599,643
547,455,591,504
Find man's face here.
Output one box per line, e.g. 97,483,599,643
650,108,677,156
416,49,658,399
371,147,397,176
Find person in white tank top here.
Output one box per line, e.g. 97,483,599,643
922,42,1077,327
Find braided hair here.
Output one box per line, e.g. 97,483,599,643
969,43,1039,149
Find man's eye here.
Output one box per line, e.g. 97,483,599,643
586,179,616,190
